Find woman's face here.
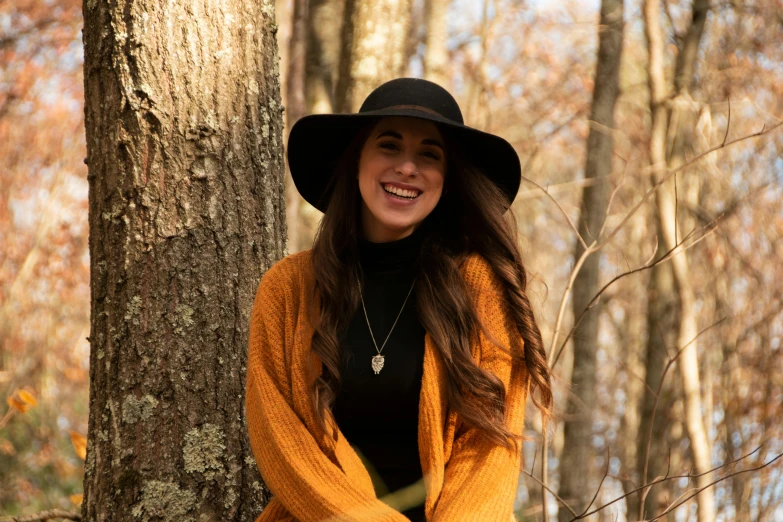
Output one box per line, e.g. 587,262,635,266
357,116,447,242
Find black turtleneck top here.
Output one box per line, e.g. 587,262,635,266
332,224,428,522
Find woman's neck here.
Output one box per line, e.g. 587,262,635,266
361,223,418,243
358,221,427,276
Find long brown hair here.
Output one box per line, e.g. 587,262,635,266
308,117,552,454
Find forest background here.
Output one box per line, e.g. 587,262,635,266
1,0,782,520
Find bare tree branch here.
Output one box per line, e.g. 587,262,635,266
551,212,722,370
638,318,726,518
571,445,768,520
523,469,578,518
646,452,783,522
0,510,82,522
595,119,782,251
521,174,586,250
543,121,782,370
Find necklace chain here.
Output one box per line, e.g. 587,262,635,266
357,275,417,374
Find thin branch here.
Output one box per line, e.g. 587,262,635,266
595,155,632,241
637,318,725,518
521,175,587,250
722,97,731,147
551,212,721,369
595,119,782,251
661,0,682,42
0,407,16,431
0,510,82,522
646,452,783,522
578,446,611,518
523,470,577,518
573,445,764,520
542,429,549,522
543,122,781,368
547,240,595,366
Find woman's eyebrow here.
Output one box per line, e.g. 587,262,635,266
376,130,444,151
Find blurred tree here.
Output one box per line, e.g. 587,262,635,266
617,206,650,521
557,0,624,518
284,0,308,254
81,0,286,520
335,0,414,113
423,0,449,87
642,0,714,521
305,0,343,115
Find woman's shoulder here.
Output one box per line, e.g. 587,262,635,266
458,251,503,295
256,249,314,298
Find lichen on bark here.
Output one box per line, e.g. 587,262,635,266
121,394,159,424
183,423,226,480
131,480,197,522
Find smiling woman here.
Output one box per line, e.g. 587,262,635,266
246,77,553,522
357,117,447,242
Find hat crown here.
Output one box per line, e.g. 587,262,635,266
358,77,464,124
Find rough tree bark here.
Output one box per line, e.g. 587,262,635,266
335,0,414,113
557,0,624,518
643,0,715,520
81,0,286,519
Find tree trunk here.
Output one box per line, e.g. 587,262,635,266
306,0,343,114
335,0,414,113
423,0,449,87
643,0,715,520
557,0,623,518
284,0,307,254
636,233,679,520
619,206,649,521
292,0,345,251
81,0,287,519
716,271,751,521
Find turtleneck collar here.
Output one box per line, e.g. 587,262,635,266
358,221,429,276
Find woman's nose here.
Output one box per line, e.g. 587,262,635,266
395,156,419,176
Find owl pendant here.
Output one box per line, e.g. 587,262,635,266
371,354,385,374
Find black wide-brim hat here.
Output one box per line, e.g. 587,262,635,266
287,77,521,214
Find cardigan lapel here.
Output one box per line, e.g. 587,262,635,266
418,331,451,518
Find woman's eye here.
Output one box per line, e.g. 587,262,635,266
379,142,440,160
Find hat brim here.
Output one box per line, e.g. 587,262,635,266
287,108,521,214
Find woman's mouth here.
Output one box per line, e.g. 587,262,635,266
381,183,422,200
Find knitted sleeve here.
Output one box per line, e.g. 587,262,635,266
431,267,529,522
245,262,412,522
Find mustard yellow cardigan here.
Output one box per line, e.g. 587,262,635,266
245,249,529,522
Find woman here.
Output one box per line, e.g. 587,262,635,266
245,77,553,522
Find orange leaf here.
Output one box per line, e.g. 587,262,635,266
5,388,37,414
70,493,84,505
6,395,30,414
17,389,37,408
69,431,87,460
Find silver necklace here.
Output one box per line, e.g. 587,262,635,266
357,275,417,374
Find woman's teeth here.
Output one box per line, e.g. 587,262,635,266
382,184,420,199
